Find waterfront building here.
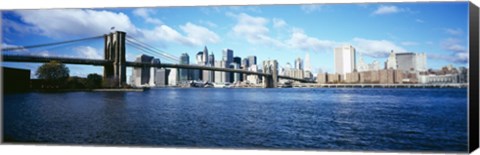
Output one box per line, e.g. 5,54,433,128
148,58,161,86
316,73,327,84
334,45,356,80
214,60,227,83
168,68,178,86
294,57,303,70
206,53,215,82
246,64,259,84
179,53,190,82
230,62,241,83
248,56,257,66
385,50,397,70
132,54,154,87
202,46,209,66
223,49,234,64
304,52,312,72
154,68,169,86
395,52,427,72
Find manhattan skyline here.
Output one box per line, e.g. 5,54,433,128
1,2,469,79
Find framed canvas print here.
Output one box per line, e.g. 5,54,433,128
1,0,479,154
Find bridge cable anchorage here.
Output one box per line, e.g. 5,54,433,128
124,39,179,62
126,42,178,63
125,41,179,63
125,38,180,62
1,35,104,52
125,36,180,61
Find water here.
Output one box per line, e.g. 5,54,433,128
3,88,468,152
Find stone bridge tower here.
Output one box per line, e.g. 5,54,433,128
104,31,127,88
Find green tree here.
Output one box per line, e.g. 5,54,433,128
35,61,70,88
86,73,103,89
66,76,87,89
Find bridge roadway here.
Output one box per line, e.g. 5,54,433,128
2,55,312,83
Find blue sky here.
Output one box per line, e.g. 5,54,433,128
1,2,470,79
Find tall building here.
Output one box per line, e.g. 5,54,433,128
132,54,154,86
168,68,178,86
242,58,249,68
248,56,257,66
223,49,234,64
206,53,215,82
230,63,241,83
202,46,209,65
214,60,227,83
395,52,428,72
179,53,190,82
385,50,397,69
304,52,312,72
294,57,303,70
246,64,259,84
148,58,161,86
334,45,356,80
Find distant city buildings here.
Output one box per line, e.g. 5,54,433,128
334,45,356,80
131,54,170,87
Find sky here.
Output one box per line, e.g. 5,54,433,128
1,2,470,80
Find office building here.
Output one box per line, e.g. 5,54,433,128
385,50,397,70
248,56,257,66
223,49,234,64
304,52,312,72
294,57,303,70
179,53,190,82
395,52,427,72
334,45,356,80
214,60,227,83
132,54,154,86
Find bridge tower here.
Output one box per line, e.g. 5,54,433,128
104,31,127,88
262,60,278,88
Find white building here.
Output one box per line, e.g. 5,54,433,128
246,65,259,84
385,50,397,70
334,45,356,80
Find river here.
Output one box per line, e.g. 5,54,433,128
2,88,468,152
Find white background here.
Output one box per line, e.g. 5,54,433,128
0,0,479,154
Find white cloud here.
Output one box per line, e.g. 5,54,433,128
13,9,140,38
132,8,163,25
440,38,466,53
401,41,418,46
180,22,220,46
301,5,323,14
143,22,220,47
229,13,337,52
272,18,287,28
352,38,407,58
444,28,463,36
372,5,401,15
286,29,336,52
198,20,218,28
229,12,283,47
74,46,102,59
415,19,425,23
429,38,468,64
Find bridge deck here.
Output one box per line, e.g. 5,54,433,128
2,55,312,83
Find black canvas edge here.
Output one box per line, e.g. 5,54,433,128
469,1,480,153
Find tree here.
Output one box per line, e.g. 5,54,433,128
35,61,70,88
86,73,103,89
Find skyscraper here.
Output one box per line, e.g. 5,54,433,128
223,49,233,64
385,50,397,70
334,45,356,80
304,52,312,72
132,54,154,86
179,53,190,82
248,56,257,66
202,46,209,65
294,57,303,70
